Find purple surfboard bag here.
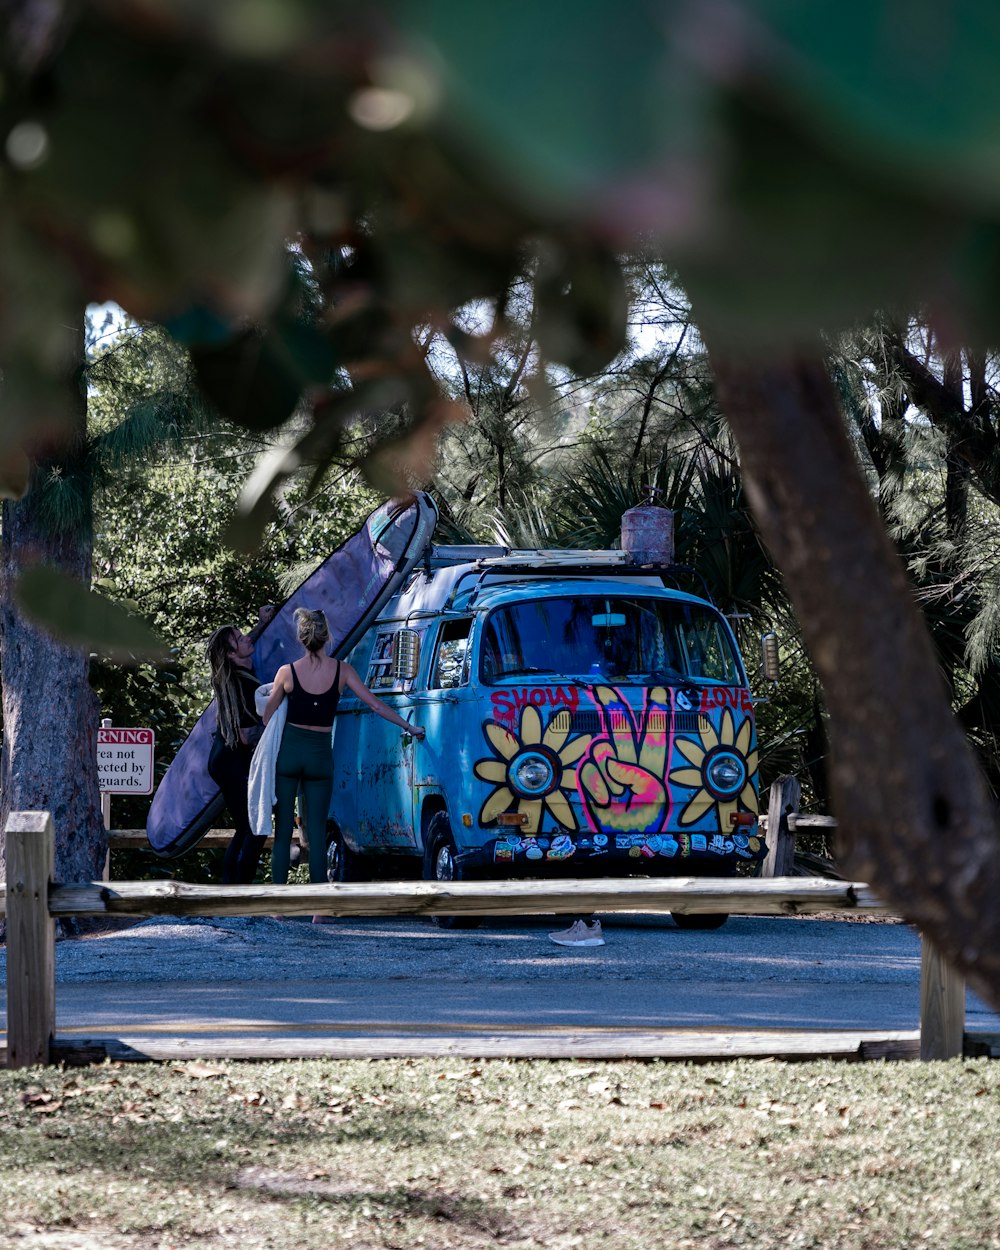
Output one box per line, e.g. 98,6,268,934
145,492,439,858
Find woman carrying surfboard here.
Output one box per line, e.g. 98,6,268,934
206,606,274,884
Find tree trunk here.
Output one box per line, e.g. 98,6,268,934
0,322,105,891
705,341,1000,1011
941,351,970,539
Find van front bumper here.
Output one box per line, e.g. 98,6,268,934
460,829,767,872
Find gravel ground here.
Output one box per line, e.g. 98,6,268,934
12,911,929,986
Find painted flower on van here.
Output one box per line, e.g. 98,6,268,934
474,704,592,834
577,685,670,835
668,707,759,830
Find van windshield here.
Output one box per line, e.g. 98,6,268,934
480,596,742,685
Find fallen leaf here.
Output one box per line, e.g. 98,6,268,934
178,1062,228,1079
29,1099,64,1114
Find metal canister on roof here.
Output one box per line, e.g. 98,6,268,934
621,487,674,565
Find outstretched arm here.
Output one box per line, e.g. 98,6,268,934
262,665,292,726
247,603,277,642
341,663,425,738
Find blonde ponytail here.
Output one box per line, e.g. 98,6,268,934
295,607,331,655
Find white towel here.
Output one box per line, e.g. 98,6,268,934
248,686,286,840
254,681,272,720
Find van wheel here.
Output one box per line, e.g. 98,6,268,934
670,912,729,931
327,829,367,883
424,813,479,930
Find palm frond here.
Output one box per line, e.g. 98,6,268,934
489,489,564,548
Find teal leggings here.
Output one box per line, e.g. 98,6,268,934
272,723,334,884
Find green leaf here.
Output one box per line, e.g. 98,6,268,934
763,0,1000,201
13,566,167,662
534,244,629,374
395,0,705,201
189,318,338,432
678,98,947,344
162,304,238,348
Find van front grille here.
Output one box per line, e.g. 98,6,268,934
546,709,704,737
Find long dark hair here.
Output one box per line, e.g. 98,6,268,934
206,625,245,748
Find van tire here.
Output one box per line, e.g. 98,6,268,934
670,911,729,930
424,813,479,930
327,829,367,883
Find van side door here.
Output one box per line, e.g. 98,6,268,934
335,628,420,852
410,617,478,853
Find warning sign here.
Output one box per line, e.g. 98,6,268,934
97,727,155,795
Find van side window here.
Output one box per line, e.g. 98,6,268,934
431,619,472,689
366,631,398,689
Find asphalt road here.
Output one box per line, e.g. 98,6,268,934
2,913,999,1053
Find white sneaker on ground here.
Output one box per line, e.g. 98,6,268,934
548,919,604,947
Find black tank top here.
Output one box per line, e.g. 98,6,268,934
286,660,341,726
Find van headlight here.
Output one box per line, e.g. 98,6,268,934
704,750,745,799
510,751,556,797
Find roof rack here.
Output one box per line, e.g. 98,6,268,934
436,555,712,611
427,544,509,567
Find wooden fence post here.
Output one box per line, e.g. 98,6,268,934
5,811,56,1069
919,938,965,1061
761,775,800,877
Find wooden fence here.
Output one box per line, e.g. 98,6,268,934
2,802,978,1069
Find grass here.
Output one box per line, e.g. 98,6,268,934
0,1057,997,1249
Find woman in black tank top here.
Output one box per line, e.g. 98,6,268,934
286,659,342,725
261,607,425,902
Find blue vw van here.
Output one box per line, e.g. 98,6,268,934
328,545,769,925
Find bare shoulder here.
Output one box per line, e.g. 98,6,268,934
339,660,359,686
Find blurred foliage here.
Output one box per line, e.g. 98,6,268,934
4,1,1000,861
6,0,1000,516
13,563,165,660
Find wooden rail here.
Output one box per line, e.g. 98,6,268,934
2,807,974,1068
109,828,247,849
40,876,886,920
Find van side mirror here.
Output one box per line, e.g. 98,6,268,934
392,629,421,682
761,632,780,685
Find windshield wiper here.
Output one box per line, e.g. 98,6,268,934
642,667,684,682
498,666,559,678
